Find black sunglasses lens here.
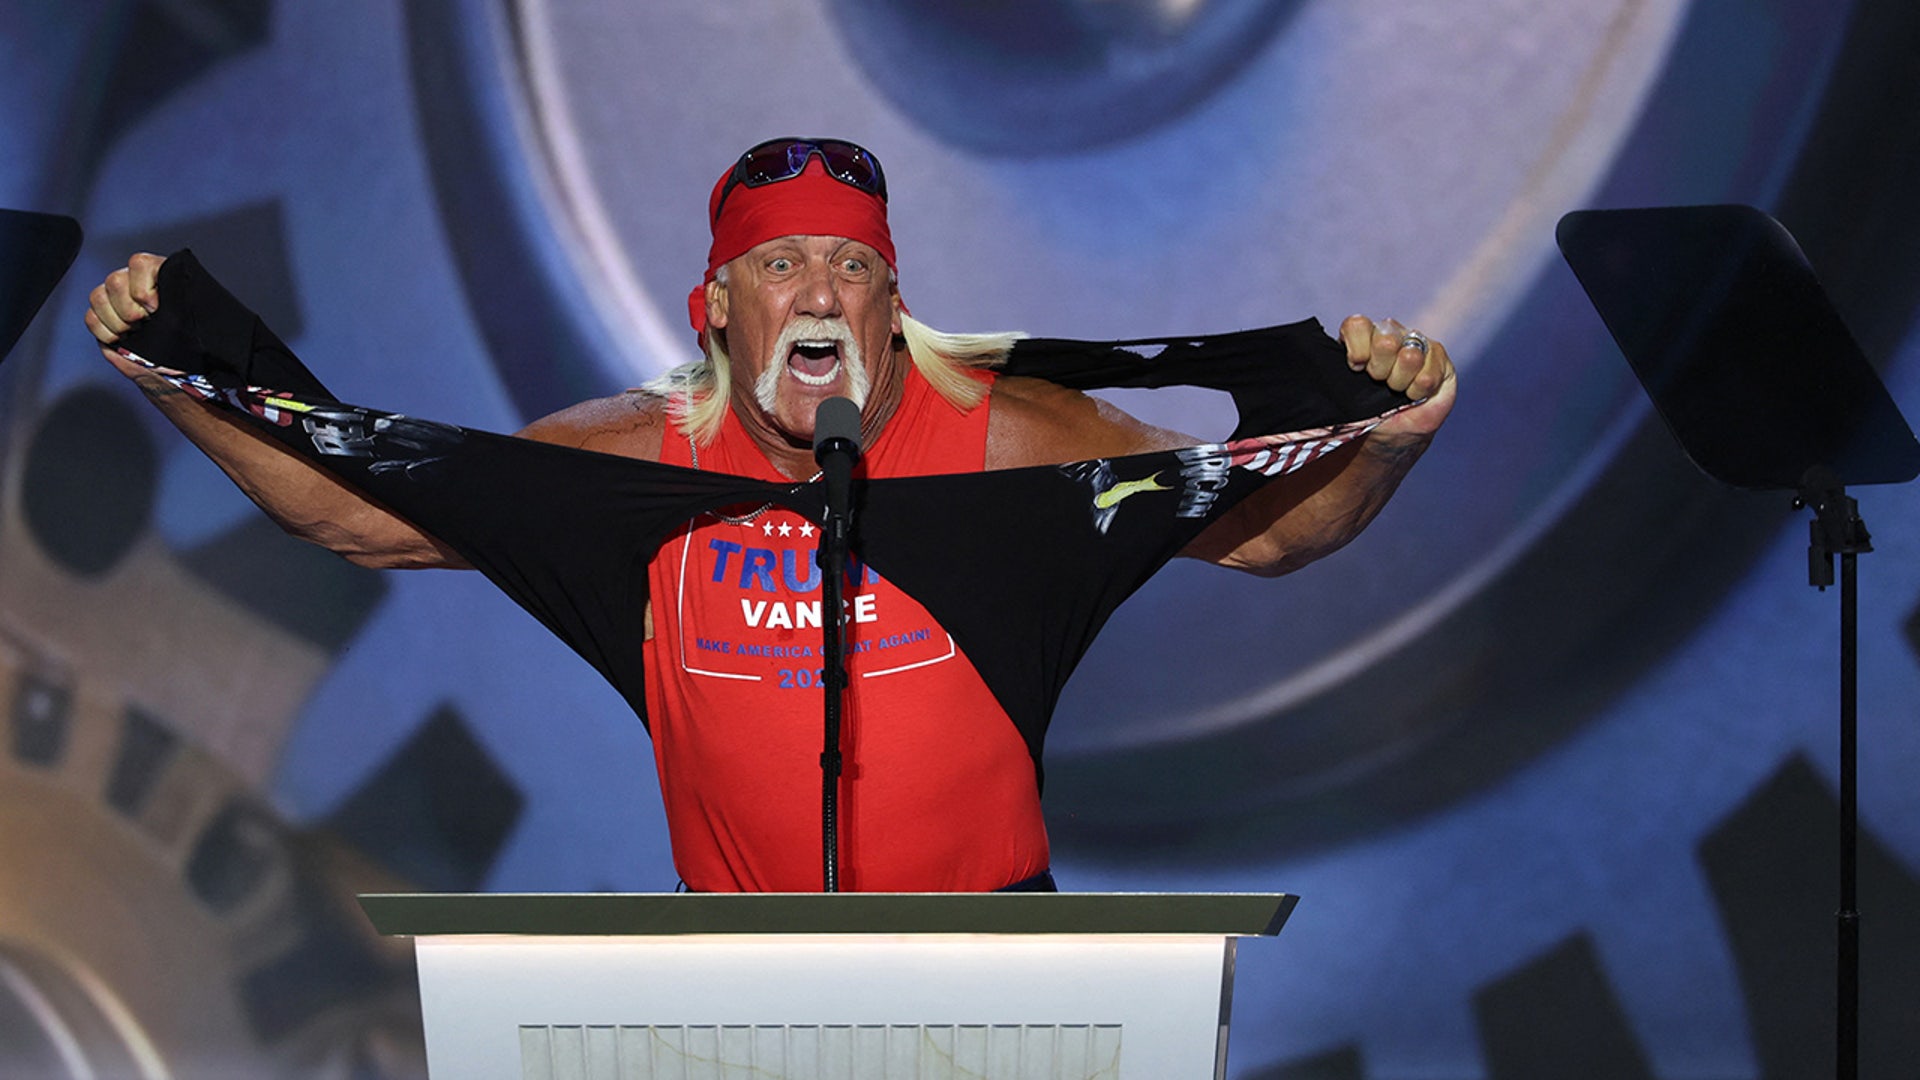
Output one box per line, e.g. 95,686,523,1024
815,142,885,199
737,140,811,186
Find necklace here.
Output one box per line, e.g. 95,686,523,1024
689,434,821,525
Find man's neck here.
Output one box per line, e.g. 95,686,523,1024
756,437,823,482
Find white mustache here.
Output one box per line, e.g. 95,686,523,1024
755,317,870,412
771,317,859,365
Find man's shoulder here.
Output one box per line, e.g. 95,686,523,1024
984,375,1195,469
515,389,670,461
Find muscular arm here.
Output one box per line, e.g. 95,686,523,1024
986,315,1456,577
90,253,678,569
88,254,466,569
1177,430,1432,576
514,389,669,460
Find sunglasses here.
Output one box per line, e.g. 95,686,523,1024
712,138,888,224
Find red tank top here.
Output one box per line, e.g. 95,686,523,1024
647,367,1050,891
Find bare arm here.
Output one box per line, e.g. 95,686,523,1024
514,389,670,460
987,315,1456,576
88,253,465,569
1181,316,1456,575
1177,427,1432,576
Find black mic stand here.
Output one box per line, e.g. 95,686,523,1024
1559,205,1920,1080
812,397,864,892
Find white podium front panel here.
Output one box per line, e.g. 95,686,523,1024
415,933,1233,1080
519,1022,1125,1079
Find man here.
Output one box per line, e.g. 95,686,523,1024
86,137,1455,893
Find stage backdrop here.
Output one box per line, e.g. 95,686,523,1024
2,0,1918,1076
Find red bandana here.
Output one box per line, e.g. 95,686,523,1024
687,156,896,337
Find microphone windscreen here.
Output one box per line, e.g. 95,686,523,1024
813,396,863,454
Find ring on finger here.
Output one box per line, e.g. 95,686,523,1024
1401,330,1429,355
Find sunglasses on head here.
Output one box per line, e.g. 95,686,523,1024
712,138,888,224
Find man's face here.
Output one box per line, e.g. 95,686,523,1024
709,234,902,446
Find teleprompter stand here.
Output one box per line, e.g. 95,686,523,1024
1558,204,1920,1080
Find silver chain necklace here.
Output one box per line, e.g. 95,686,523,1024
689,434,821,526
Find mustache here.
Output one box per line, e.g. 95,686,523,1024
754,317,870,412
769,316,858,361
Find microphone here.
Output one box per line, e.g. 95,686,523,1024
812,396,863,466
813,396,863,534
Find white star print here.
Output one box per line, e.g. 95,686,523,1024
778,522,793,537
762,521,774,536
799,522,816,538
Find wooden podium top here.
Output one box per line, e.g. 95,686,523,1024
358,892,1296,938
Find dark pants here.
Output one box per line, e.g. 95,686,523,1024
995,869,1058,892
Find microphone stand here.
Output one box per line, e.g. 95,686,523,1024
812,398,863,892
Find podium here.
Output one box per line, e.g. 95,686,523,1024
360,892,1295,1079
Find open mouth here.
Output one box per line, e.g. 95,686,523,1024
787,340,844,387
